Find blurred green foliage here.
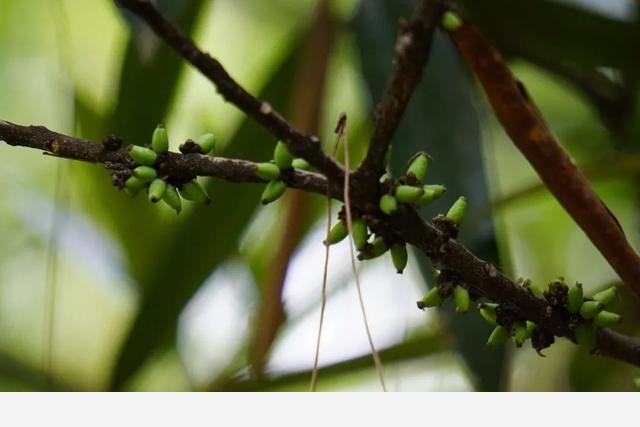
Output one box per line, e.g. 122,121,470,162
0,0,639,391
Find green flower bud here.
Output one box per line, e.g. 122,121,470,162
406,152,429,182
525,321,537,337
479,303,497,325
579,300,604,319
194,133,216,155
575,322,596,351
292,158,311,170
634,378,640,389
180,180,210,204
390,243,408,274
261,179,287,205
512,321,530,347
487,325,508,347
594,311,622,327
453,285,470,313
124,176,145,196
446,196,467,225
151,124,169,154
369,237,388,259
567,282,584,314
379,194,398,215
394,185,424,204
133,166,157,183
352,219,368,251
417,287,441,310
256,162,280,181
441,10,462,32
592,286,617,307
147,178,167,203
273,141,294,169
416,184,446,207
162,184,182,214
129,145,158,166
325,220,348,245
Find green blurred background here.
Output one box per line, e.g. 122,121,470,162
0,0,639,391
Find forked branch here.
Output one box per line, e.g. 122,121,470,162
1,0,639,384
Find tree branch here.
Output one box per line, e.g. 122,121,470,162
113,0,344,184
353,0,442,192
445,13,640,302
2,119,639,369
3,0,640,384
0,119,330,197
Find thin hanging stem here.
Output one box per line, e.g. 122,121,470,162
310,127,345,392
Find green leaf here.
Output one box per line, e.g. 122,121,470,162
352,0,505,391
108,39,306,391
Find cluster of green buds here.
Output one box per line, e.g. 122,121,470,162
124,124,213,214
476,302,542,349
537,278,622,350
378,152,446,215
418,275,624,354
324,208,408,274
322,151,470,275
257,141,310,205
564,282,621,350
417,270,472,314
416,270,556,352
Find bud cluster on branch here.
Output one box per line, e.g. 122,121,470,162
1,0,639,380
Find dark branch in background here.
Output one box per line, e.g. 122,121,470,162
2,119,640,369
354,0,442,192
114,0,344,185
445,14,640,303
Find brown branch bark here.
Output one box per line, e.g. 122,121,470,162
114,0,344,183
353,0,442,192
0,119,330,197
3,119,640,369
445,16,640,302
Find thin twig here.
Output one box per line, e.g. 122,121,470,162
309,197,332,392
310,128,344,392
445,13,640,302
340,116,387,391
0,119,332,197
